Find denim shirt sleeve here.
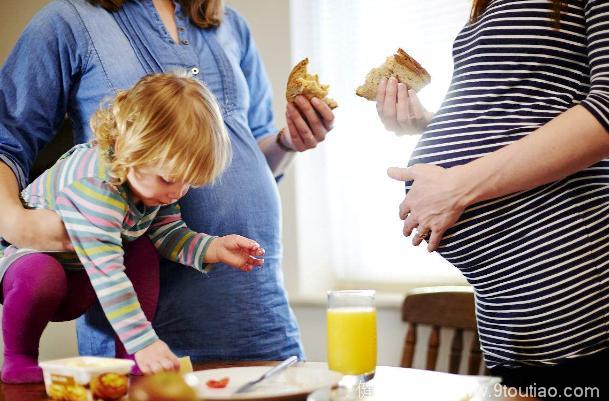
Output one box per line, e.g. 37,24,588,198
227,8,277,141
0,1,90,189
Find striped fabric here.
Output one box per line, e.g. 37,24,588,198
409,0,609,368
0,143,215,354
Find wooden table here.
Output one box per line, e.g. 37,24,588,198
0,361,536,401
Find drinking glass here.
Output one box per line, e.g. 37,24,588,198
327,290,377,382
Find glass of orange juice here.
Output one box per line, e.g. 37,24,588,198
327,290,377,382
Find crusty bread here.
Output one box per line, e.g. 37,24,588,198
356,48,431,101
286,58,338,109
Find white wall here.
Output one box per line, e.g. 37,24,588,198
0,0,462,372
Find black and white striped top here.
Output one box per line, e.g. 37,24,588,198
409,0,609,368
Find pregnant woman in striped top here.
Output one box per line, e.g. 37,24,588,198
380,0,609,396
0,73,264,383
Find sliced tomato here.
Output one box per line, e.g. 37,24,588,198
206,377,230,389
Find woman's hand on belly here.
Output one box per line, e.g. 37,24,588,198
387,164,473,252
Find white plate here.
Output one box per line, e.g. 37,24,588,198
185,365,343,400
307,371,502,401
307,387,333,401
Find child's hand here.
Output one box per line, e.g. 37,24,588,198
134,340,180,375
206,235,265,271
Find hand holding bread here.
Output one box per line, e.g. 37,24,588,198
376,77,433,136
283,58,336,152
286,58,338,109
281,49,430,145
357,48,432,135
356,48,431,101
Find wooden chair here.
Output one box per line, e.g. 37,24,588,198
400,286,484,375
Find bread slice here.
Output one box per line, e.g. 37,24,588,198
356,48,430,101
286,58,338,109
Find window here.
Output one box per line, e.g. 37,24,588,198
289,0,471,288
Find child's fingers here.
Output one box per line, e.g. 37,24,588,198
148,361,164,374
229,234,258,249
248,255,264,266
237,242,264,256
222,252,262,270
160,358,177,371
138,363,151,375
165,353,180,370
229,235,265,256
245,246,265,256
237,255,264,271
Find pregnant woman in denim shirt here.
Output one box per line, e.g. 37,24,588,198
0,0,333,367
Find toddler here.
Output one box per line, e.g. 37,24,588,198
0,73,264,383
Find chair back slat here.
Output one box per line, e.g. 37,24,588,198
449,328,464,374
468,333,483,375
426,326,440,371
401,322,417,368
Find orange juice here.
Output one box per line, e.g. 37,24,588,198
327,307,377,375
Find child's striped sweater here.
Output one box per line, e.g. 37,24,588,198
0,142,215,354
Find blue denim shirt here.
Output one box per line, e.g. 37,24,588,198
0,0,303,360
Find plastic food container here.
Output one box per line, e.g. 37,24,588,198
39,356,134,401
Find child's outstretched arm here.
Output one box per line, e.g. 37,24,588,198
55,178,179,373
205,234,265,272
148,203,264,271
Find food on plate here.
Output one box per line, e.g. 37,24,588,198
355,48,431,100
90,372,129,400
129,372,197,401
179,356,194,374
47,382,88,401
40,357,134,401
206,376,230,389
286,58,338,109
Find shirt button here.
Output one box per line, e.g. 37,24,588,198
181,39,189,45
191,67,200,76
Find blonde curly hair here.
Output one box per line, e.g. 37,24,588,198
91,73,231,187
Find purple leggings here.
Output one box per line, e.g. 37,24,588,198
0,237,159,383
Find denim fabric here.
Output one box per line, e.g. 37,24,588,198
1,0,303,361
